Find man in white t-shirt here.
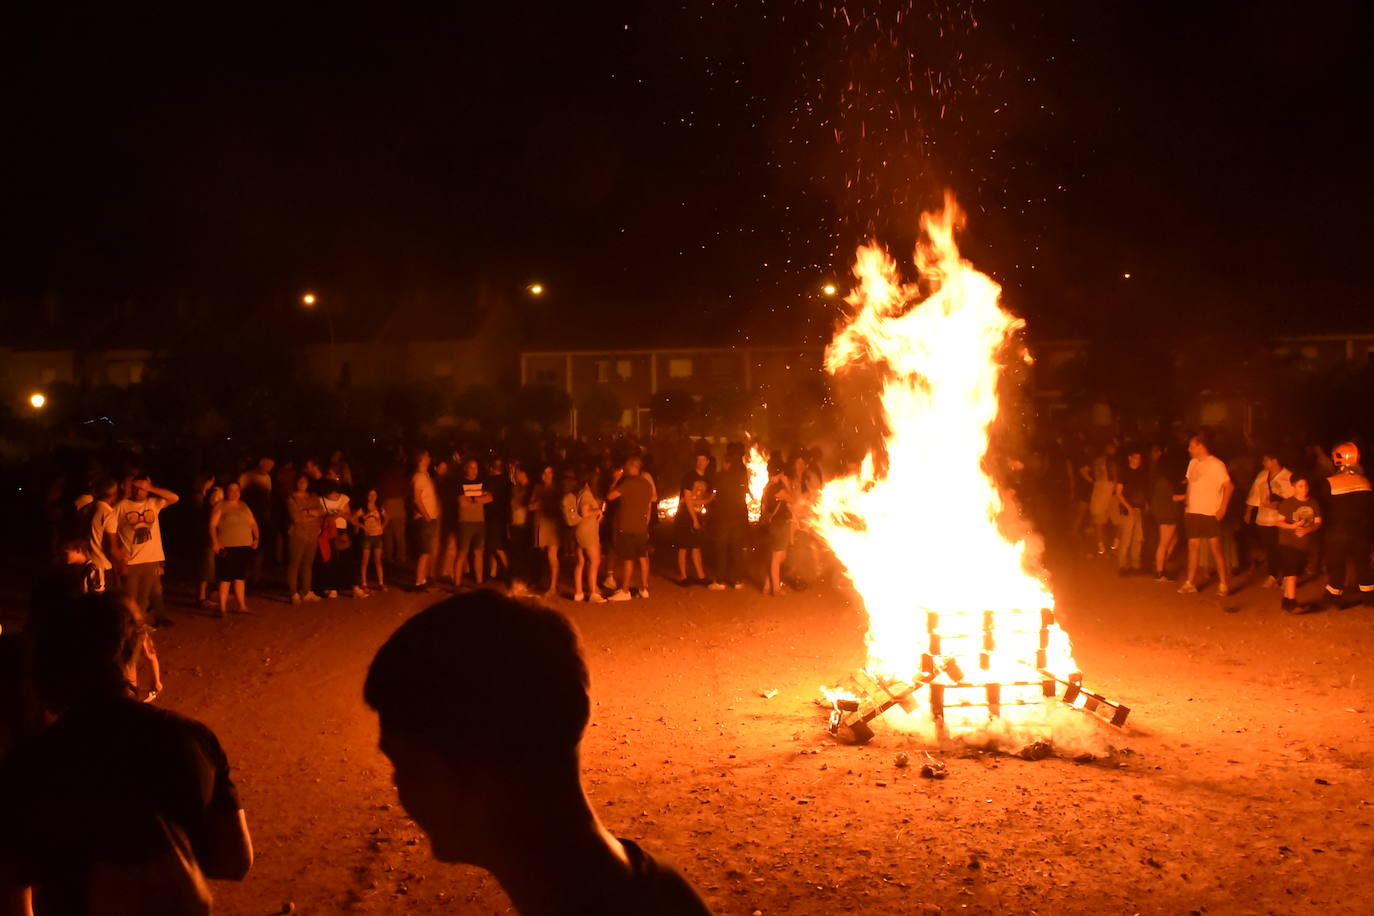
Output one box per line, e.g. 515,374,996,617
78,478,122,593
1244,451,1293,589
1179,431,1235,597
410,450,441,590
114,475,179,623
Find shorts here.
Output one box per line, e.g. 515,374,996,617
615,530,649,560
457,521,486,552
1277,544,1310,578
768,520,794,553
485,521,509,550
674,520,704,550
1184,513,1221,540
216,545,253,582
359,534,382,550
575,522,600,552
410,518,439,555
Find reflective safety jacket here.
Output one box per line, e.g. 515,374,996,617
1324,472,1374,534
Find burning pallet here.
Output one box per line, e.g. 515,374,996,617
826,606,1130,744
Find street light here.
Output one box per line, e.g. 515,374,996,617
821,283,838,297
29,392,45,409
300,290,335,372
527,283,544,296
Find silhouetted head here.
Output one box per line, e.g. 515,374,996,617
364,592,590,863
33,591,148,713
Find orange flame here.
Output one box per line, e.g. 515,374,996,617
812,193,1077,733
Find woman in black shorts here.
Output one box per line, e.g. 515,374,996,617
1150,447,1186,581
210,481,259,616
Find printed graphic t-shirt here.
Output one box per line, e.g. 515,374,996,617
114,497,168,565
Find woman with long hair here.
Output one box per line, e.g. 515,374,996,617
286,474,323,603
569,466,606,603
530,465,563,599
508,462,534,594
191,473,222,609
761,455,795,596
1151,444,1187,581
353,488,387,594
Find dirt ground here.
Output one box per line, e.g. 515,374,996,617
14,544,1374,916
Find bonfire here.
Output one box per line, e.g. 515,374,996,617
812,193,1128,745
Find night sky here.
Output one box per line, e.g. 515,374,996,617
1,1,1368,342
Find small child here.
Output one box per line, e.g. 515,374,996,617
1275,474,1322,613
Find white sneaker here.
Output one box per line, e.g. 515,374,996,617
1261,576,1278,589
573,592,585,602
326,590,339,599
291,592,302,605
602,575,617,590
732,582,744,590
1177,581,1197,595
637,588,650,599
303,592,322,602
589,593,606,604
352,586,369,598
607,590,632,602
706,582,726,591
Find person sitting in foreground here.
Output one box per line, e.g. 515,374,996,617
364,592,713,916
0,592,252,915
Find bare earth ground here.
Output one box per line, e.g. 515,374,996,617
11,547,1374,916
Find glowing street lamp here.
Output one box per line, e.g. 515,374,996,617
29,392,46,409
822,283,838,297
302,292,318,306
527,283,544,296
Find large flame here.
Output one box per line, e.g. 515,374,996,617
812,193,1077,733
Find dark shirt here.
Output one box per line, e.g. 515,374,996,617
594,838,713,916
1119,465,1148,510
675,471,712,529
1321,474,1374,534
485,474,513,527
436,471,461,532
613,475,654,535
762,479,792,524
0,697,239,915
712,464,750,528
1276,497,1320,550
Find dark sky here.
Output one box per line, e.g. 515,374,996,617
1,1,1368,341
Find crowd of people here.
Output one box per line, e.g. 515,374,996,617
46,436,835,625
41,423,1374,624
6,423,1373,913
1048,430,1373,612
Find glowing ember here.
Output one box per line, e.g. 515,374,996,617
811,192,1079,736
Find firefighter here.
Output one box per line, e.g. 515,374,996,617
1318,441,1374,608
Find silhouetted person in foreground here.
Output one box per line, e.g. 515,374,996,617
0,592,252,915
364,592,713,916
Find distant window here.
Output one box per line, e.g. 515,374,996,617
1300,345,1319,359
617,359,632,380
668,358,693,379
535,369,558,385
595,360,611,383
434,360,453,378
129,363,144,384
620,408,633,427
